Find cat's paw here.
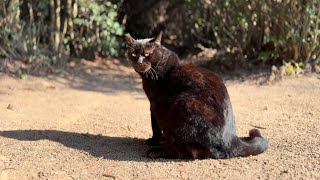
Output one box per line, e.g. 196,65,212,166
146,138,161,146
146,136,166,146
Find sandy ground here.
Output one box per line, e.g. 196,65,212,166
0,60,319,180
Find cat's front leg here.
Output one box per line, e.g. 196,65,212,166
146,111,163,146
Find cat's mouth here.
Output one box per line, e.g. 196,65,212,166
133,62,151,73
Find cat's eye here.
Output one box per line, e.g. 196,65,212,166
144,53,150,57
132,53,136,57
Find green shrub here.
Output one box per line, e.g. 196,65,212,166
123,0,320,67
0,0,124,65
72,1,124,57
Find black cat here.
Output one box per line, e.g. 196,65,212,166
125,32,268,159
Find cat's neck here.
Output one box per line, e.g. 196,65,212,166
158,54,179,76
156,47,179,75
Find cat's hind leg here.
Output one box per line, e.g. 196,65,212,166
147,143,212,159
147,139,193,159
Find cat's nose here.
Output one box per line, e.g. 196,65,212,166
137,57,144,64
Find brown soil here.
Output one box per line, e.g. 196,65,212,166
0,60,319,179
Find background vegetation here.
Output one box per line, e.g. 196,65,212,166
0,0,319,73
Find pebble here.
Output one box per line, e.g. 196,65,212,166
6,104,15,110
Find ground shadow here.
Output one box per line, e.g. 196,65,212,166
218,68,271,85
2,58,271,95
46,59,144,94
0,130,178,162
0,58,143,94
41,57,272,95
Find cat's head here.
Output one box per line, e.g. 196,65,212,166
124,32,163,74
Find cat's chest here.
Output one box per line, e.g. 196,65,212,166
144,83,169,102
142,80,173,110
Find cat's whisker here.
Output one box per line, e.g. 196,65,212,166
152,67,163,78
150,67,159,80
155,68,162,78
145,69,154,80
150,69,156,80
148,68,154,80
147,70,151,79
144,71,149,78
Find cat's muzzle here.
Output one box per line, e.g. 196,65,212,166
133,62,151,73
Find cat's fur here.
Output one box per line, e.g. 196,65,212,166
125,32,268,159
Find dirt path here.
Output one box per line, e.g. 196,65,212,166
0,61,319,179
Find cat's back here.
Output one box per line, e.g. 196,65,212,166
172,63,227,93
170,63,229,114
166,63,229,127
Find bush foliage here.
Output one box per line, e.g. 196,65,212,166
123,0,320,68
0,0,123,64
0,0,319,70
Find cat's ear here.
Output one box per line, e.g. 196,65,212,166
124,33,135,44
154,31,163,45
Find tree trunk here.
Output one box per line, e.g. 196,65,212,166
27,2,36,52
49,0,55,50
55,0,61,51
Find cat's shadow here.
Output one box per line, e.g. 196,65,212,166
0,130,177,162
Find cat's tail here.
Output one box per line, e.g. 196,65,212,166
232,129,269,157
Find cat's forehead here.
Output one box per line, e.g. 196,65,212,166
128,38,154,51
126,37,155,53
